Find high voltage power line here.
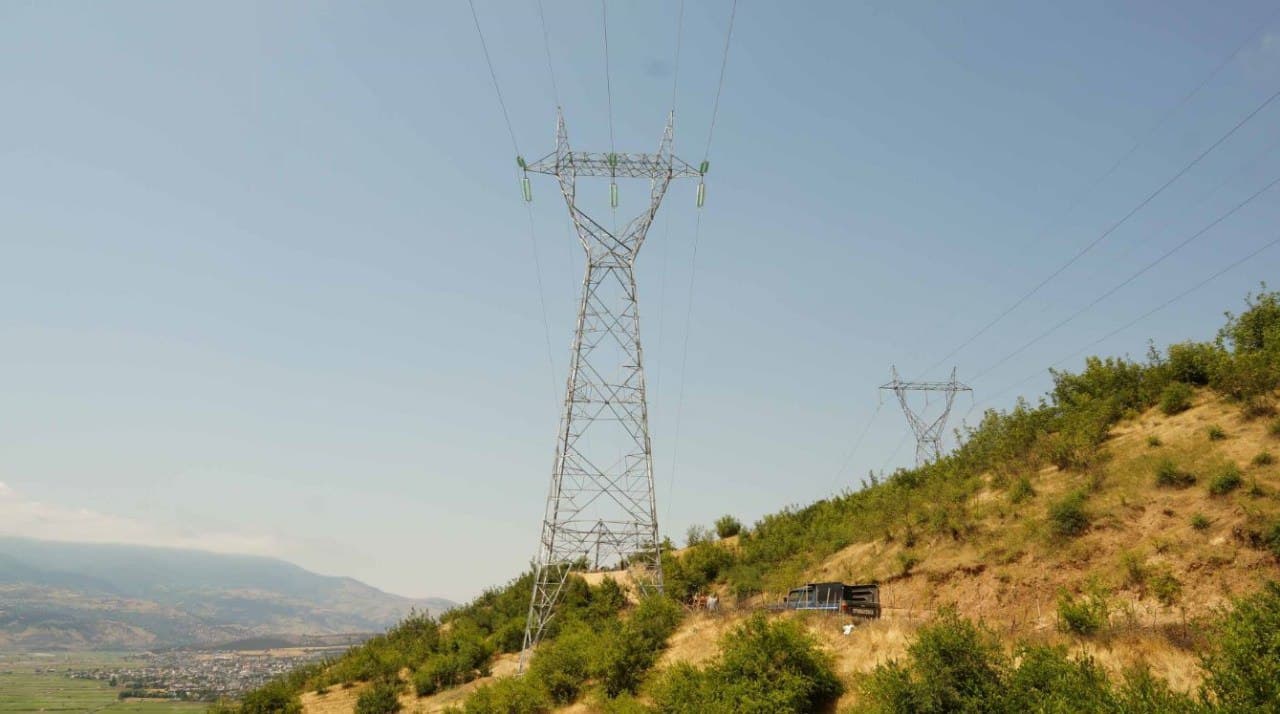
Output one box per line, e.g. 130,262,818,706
969,170,1280,382
467,0,559,405
914,8,1280,380
965,233,1280,421
665,0,739,526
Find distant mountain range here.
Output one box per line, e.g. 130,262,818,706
0,537,455,650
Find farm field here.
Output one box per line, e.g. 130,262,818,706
0,655,204,714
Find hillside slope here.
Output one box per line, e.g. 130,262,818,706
255,290,1280,713
0,538,456,650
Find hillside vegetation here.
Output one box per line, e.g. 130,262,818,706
224,289,1280,712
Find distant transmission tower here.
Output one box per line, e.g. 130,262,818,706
881,367,972,466
519,111,704,666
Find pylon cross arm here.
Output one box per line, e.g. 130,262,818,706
525,150,701,179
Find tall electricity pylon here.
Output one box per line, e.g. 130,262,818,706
881,367,972,467
519,111,704,667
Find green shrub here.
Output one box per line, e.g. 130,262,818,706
1057,587,1108,636
596,595,682,697
1207,424,1226,441
1003,646,1118,713
861,607,1005,712
1154,459,1195,488
685,525,712,547
1165,341,1221,386
649,614,841,713
1253,450,1274,466
1159,382,1194,415
1268,523,1280,559
1119,550,1147,587
1116,664,1201,713
1149,570,1182,606
1146,435,1162,448
354,680,401,714
1208,464,1242,496
897,551,920,576
240,681,302,714
1191,513,1210,531
1048,490,1090,537
714,515,743,539
1008,476,1035,504
663,541,736,602
459,676,551,714
527,622,593,705
1201,581,1280,710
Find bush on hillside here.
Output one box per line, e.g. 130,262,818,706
1048,490,1090,537
648,614,841,714
662,541,735,603
458,676,551,714
1120,550,1147,587
527,622,594,705
714,515,743,539
685,524,713,547
1268,523,1280,560
1164,340,1221,386
1201,581,1280,710
1218,288,1280,353
1154,459,1196,489
861,607,1005,712
1253,450,1274,466
595,595,682,697
1191,513,1210,531
862,610,1201,714
354,680,402,714
1149,570,1182,607
1008,475,1035,504
1002,646,1118,713
1159,382,1194,415
1208,464,1242,496
1057,586,1108,636
1207,424,1226,441
239,680,302,714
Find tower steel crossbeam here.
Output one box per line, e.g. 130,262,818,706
520,111,702,669
881,366,972,467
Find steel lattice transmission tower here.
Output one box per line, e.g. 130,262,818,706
880,367,972,466
519,111,704,665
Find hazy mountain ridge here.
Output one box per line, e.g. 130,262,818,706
0,537,456,650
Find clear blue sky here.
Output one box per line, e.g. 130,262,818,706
2,1,1278,601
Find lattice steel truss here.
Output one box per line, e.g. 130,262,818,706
881,367,972,467
519,111,702,667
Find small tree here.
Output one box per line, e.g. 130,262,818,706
1201,581,1280,709
1048,490,1090,537
1159,382,1193,415
685,524,712,547
714,515,743,539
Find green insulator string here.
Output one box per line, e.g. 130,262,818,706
517,156,531,202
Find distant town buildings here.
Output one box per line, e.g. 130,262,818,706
61,648,338,701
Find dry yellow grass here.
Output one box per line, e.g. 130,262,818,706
305,390,1278,713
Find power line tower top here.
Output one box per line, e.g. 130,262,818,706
880,366,972,467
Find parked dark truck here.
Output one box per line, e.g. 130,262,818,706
776,582,881,618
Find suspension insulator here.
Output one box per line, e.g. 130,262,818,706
610,182,619,208
522,176,532,202
699,160,710,175
696,181,705,208
516,155,527,169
